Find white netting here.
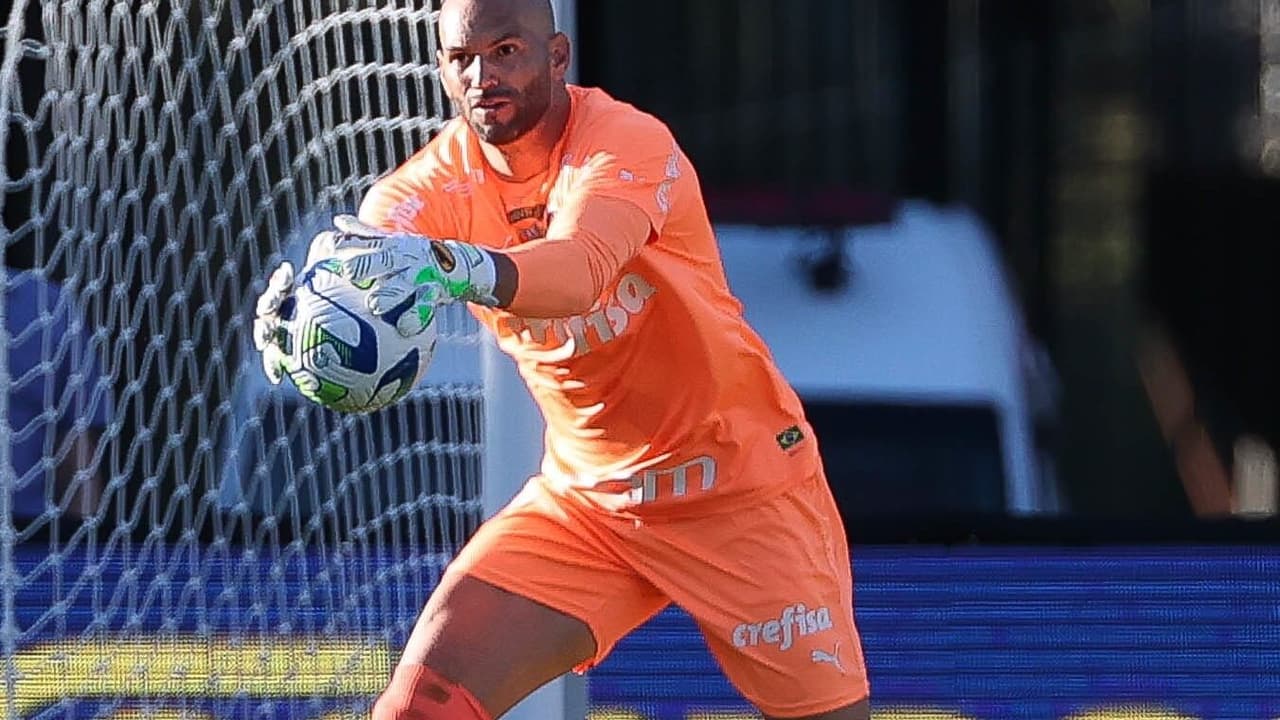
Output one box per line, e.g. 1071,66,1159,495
0,2,484,717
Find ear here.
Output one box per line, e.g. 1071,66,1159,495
436,48,457,92
549,32,571,80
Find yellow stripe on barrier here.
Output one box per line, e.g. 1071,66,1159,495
11,637,391,713
875,707,972,712
103,711,214,720
587,712,657,720
1063,708,1200,720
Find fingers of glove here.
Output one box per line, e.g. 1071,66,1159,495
269,261,295,292
252,315,277,352
289,368,321,397
333,214,389,242
392,286,444,338
333,213,385,236
259,344,288,385
395,301,434,338
256,262,295,317
365,278,416,317
305,230,342,267
340,248,408,285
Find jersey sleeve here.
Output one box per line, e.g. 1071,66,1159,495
500,119,685,317
356,161,460,239
549,115,684,242
502,196,652,316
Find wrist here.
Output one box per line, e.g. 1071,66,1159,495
431,240,500,306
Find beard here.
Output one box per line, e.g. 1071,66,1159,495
454,74,553,146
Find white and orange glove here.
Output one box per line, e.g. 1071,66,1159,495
328,215,500,337
251,220,364,386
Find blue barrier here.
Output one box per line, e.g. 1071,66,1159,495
590,546,1280,719
10,544,1280,718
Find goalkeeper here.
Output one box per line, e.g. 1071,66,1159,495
255,0,870,717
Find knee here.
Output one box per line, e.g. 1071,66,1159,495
372,664,492,720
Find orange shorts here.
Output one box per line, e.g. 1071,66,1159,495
445,470,870,718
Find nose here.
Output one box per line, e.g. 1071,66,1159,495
461,54,499,90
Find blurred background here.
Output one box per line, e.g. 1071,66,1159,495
580,2,1280,715
576,0,1280,528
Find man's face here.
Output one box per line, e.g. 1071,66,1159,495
437,1,565,145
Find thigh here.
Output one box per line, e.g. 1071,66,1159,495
399,479,669,717
637,472,870,718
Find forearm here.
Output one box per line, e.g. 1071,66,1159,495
353,188,652,318
489,196,652,317
492,232,615,317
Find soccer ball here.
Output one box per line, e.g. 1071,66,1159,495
277,257,438,413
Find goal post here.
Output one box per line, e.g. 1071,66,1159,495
0,1,578,717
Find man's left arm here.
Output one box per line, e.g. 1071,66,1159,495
329,189,653,326
498,130,679,317
338,124,682,327
496,195,653,317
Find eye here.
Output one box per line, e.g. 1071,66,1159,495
449,52,473,67
495,43,518,58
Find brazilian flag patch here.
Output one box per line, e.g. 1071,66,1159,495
776,425,805,451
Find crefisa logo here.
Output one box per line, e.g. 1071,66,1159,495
731,603,833,652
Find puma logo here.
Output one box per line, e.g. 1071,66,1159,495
810,642,846,674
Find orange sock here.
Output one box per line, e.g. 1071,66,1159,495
372,664,492,720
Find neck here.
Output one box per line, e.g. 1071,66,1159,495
479,84,572,182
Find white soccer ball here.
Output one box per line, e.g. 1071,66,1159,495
278,257,438,413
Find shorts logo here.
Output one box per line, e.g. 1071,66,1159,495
811,641,847,674
732,603,833,652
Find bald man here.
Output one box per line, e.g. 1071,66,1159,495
254,0,871,717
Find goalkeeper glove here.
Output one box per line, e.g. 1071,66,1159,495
249,224,376,394
251,226,365,390
253,261,301,386
329,215,499,337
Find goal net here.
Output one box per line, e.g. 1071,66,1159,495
0,2,489,717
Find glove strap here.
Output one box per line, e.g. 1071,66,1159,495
430,240,500,306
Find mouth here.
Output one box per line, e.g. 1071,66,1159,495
469,97,513,127
471,96,512,111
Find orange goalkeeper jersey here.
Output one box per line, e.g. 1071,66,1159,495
359,85,819,516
